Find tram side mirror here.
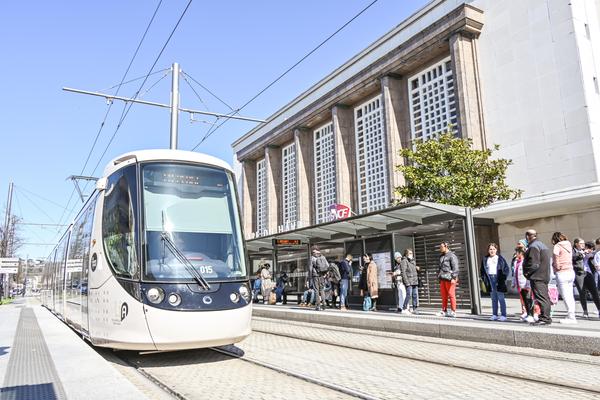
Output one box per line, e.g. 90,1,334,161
96,177,108,191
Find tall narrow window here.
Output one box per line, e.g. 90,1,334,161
281,143,297,229
408,57,457,141
256,159,267,235
314,123,336,224
355,95,389,214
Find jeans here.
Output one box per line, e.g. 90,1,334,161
340,279,349,307
302,289,315,305
440,280,457,311
404,285,419,310
395,282,406,310
574,272,600,314
556,269,576,319
489,274,507,317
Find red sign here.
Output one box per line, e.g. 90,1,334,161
329,203,351,220
274,239,303,246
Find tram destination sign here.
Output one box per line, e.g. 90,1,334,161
273,239,303,247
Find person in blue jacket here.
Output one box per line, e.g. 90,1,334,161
481,243,510,321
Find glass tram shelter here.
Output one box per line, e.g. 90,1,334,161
246,201,497,314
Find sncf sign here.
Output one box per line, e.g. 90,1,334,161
329,203,351,220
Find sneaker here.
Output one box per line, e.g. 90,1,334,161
412,309,419,315
340,306,347,311
531,320,551,326
498,316,507,322
560,318,577,324
448,311,457,318
489,315,499,321
397,308,403,313
582,312,589,319
533,314,539,322
436,310,446,317
520,311,527,318
524,315,534,323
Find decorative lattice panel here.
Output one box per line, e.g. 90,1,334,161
281,143,297,228
256,158,267,235
313,123,336,224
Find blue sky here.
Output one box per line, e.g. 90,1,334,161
0,0,429,259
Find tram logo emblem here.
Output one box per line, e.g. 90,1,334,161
329,203,352,220
121,302,129,321
202,296,213,305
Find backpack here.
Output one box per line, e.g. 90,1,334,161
329,262,341,283
314,255,329,274
362,295,372,311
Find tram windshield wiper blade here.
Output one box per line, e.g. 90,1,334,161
160,231,211,290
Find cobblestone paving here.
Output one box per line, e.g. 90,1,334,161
236,322,600,399
123,349,353,400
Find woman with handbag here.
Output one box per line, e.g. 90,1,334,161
365,253,379,311
551,232,577,323
481,243,510,321
436,242,459,317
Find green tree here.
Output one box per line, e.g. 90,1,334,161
395,132,522,209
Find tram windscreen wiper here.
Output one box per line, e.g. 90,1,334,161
160,231,211,291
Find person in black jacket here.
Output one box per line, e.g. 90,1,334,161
338,254,353,310
573,238,600,318
523,230,552,325
481,243,510,321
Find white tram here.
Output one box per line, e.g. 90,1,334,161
41,149,252,350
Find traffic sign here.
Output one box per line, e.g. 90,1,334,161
0,258,19,267
0,266,18,274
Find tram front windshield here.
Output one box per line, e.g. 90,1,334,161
142,163,246,282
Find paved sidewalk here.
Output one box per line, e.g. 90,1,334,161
0,297,150,400
253,297,600,355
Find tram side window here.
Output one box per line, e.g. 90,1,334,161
102,165,138,278
67,197,96,298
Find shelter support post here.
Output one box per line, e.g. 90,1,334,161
464,207,481,315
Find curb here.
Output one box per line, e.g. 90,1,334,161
253,307,600,355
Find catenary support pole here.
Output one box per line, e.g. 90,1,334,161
464,207,481,315
170,62,180,150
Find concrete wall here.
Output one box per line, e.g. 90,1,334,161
472,0,598,194
497,209,600,255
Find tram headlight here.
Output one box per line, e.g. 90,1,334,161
146,287,164,304
238,285,250,303
230,292,240,303
168,293,181,307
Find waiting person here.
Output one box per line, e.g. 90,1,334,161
365,253,379,311
328,262,342,308
275,272,289,305
252,271,262,304
308,247,329,311
481,243,510,321
260,264,273,305
523,230,552,325
299,280,316,306
339,254,353,310
593,238,600,287
576,240,600,318
513,248,536,322
402,248,420,314
437,242,459,317
551,232,577,323
393,252,406,313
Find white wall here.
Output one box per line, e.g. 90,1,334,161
472,0,598,195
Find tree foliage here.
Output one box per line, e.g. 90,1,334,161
395,133,522,209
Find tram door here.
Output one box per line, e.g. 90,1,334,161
81,254,90,335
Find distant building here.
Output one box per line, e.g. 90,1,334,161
231,0,600,307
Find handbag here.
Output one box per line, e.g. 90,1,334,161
439,271,453,281
362,295,372,311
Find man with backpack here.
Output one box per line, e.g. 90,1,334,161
308,247,329,311
328,261,342,308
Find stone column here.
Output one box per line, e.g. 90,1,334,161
294,128,313,227
241,160,257,239
450,32,487,150
381,75,411,202
265,145,282,234
332,105,356,211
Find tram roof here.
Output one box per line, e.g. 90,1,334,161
103,149,233,177
246,201,471,252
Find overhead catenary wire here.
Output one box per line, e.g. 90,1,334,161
87,0,194,179
54,0,166,238
190,0,380,151
182,71,235,111
14,185,71,212
101,68,170,92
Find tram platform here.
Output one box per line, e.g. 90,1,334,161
253,298,600,355
0,297,149,400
